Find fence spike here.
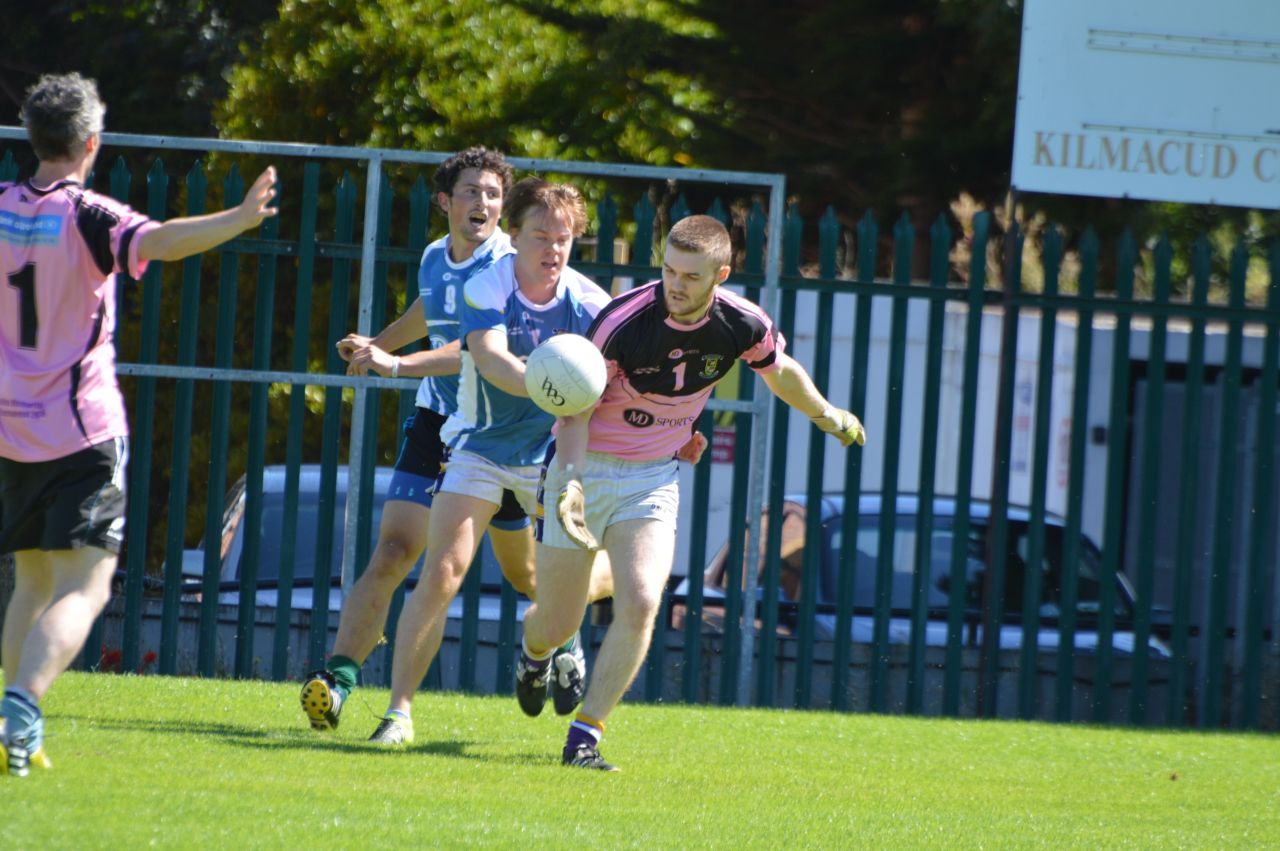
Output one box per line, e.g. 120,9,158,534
745,200,766,275
783,204,803,276
856,211,878,282
819,206,840,279
671,193,690,224
706,197,728,226
929,214,952,288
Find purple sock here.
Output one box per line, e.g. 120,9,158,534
564,718,601,757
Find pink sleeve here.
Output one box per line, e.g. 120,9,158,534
124,220,161,279
743,327,785,374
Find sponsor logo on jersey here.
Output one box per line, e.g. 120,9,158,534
668,348,684,360
632,366,661,374
622,409,697,429
0,211,62,247
623,408,654,427
699,355,723,377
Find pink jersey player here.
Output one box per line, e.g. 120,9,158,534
0,179,158,462
519,215,866,772
1,72,277,778
584,279,782,461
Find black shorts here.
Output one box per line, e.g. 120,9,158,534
388,407,527,528
0,437,129,556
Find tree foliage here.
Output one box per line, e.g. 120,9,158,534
219,0,1024,223
1,1,275,137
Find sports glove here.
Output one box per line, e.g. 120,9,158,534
810,405,866,447
556,466,599,551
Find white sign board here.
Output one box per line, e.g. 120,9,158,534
1012,0,1280,209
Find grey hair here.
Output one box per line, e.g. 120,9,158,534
21,73,107,162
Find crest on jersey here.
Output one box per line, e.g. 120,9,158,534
699,355,723,378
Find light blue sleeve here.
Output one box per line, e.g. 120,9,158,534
459,261,509,345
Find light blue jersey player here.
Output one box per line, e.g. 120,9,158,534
441,251,607,465
383,178,614,728
303,148,539,744
412,227,512,417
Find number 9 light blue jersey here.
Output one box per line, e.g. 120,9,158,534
414,229,514,416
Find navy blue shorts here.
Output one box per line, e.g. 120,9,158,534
388,407,528,530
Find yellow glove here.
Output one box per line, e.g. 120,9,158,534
810,406,866,447
556,466,599,551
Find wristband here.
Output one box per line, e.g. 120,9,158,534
391,356,401,378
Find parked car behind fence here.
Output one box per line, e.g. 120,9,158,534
675,493,1173,658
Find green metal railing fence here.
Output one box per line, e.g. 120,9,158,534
2,128,1276,731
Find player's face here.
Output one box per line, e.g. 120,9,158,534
662,245,730,323
510,208,575,298
441,168,504,249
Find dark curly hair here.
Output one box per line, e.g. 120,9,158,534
432,146,514,203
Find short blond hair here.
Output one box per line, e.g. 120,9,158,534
667,215,732,270
506,177,588,236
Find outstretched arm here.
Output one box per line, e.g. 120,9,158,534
346,338,461,378
759,352,866,447
336,296,429,363
138,166,278,261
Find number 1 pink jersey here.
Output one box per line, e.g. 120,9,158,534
0,178,158,462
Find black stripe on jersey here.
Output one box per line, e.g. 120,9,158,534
117,221,145,276
70,188,124,277
69,296,107,439
585,281,655,351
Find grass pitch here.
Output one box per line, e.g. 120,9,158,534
3,672,1277,848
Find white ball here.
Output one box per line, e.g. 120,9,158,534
524,333,607,416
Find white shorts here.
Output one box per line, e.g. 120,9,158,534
436,448,542,518
539,451,680,550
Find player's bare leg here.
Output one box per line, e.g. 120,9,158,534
564,519,674,771
580,519,673,720
373,493,495,744
9,548,116,699
333,501,431,661
300,500,430,732
522,545,595,651
489,524,535,597
3,547,115,775
2,551,54,683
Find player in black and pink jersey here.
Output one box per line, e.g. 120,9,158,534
0,73,277,777
515,214,866,771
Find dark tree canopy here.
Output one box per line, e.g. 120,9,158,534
217,0,1024,224
1,1,275,137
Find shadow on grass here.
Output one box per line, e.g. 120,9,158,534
51,713,551,765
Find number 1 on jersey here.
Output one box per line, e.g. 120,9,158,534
7,263,37,349
672,361,687,392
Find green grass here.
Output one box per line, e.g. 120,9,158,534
3,672,1278,848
